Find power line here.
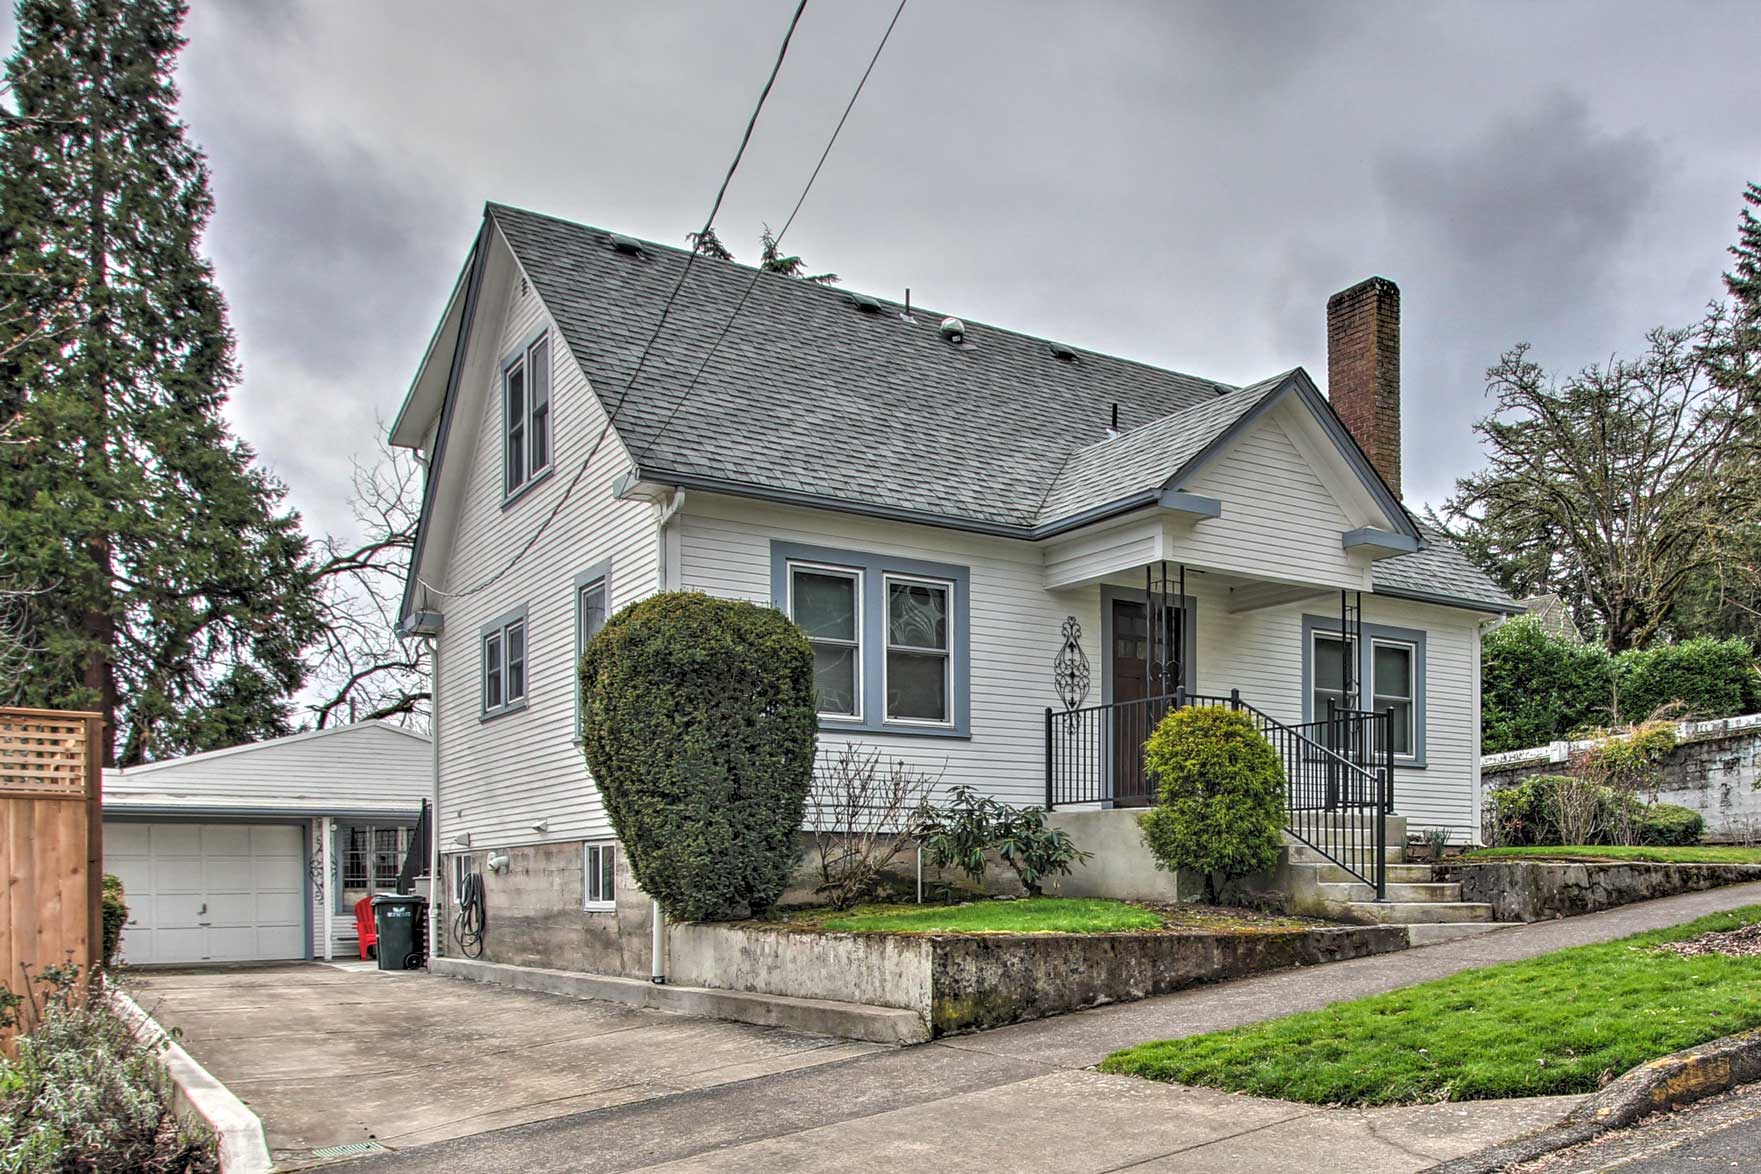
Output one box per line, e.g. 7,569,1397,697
634,0,910,463
420,0,810,602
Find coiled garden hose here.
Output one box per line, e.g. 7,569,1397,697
453,872,486,959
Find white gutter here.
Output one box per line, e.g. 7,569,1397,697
428,634,442,960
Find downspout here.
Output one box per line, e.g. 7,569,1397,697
650,487,683,984
427,634,442,960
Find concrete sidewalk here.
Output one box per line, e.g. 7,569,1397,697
345,881,1761,1172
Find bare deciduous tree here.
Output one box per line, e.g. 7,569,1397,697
1444,323,1761,651
305,437,430,730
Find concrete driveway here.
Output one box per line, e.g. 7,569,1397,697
126,963,879,1168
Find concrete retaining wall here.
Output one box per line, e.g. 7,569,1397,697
1482,715,1761,842
1437,860,1761,922
668,921,1407,1037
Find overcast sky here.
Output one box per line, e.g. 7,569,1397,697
9,1,1758,539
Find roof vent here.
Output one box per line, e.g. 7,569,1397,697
1050,342,1078,362
849,293,883,314
608,233,645,255
939,316,966,344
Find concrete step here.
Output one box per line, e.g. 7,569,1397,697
1342,901,1496,926
1405,922,1506,946
1315,881,1462,904
1285,843,1406,866
1302,862,1434,885
430,957,927,1045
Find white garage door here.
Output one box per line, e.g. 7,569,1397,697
104,822,307,965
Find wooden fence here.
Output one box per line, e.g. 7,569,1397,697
1,707,103,1043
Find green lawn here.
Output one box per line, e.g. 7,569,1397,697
1461,845,1761,865
1099,906,1761,1106
811,898,1164,934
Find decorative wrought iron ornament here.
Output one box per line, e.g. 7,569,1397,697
1053,616,1090,724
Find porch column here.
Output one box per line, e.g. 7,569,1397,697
320,816,334,961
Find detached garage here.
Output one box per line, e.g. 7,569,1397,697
103,721,431,966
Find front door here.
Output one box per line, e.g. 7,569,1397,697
1109,598,1187,804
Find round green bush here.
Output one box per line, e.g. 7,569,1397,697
1637,803,1704,847
1137,706,1286,902
578,592,817,922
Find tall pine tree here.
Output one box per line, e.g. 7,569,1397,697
0,0,321,765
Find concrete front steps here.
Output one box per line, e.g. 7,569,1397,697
1282,822,1501,943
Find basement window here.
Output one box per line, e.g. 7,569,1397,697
584,841,616,911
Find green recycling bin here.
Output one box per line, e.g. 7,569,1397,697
371,893,428,971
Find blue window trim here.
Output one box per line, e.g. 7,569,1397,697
573,560,612,742
770,541,971,739
1097,585,1200,706
479,604,529,721
500,326,555,510
1300,614,1426,768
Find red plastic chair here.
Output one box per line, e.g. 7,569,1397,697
354,895,377,960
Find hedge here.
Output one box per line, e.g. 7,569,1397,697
578,592,817,922
1483,617,1760,753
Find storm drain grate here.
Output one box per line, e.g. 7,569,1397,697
310,1142,389,1158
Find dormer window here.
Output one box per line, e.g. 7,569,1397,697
503,332,552,499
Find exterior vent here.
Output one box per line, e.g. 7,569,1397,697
939,316,966,344
608,233,645,255
849,293,883,313
1049,342,1078,362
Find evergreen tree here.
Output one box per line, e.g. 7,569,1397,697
0,0,321,765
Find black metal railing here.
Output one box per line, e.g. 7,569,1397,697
1044,689,1393,898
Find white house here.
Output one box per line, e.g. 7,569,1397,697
102,721,430,965
389,204,1517,975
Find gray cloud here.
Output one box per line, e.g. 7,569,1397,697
4,0,1758,532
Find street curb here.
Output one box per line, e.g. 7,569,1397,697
1431,1028,1761,1173
109,988,275,1174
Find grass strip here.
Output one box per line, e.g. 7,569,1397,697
1099,906,1761,1105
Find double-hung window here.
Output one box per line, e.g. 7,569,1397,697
481,609,527,718
884,575,952,725
503,333,552,498
1310,632,1356,725
1372,639,1416,757
583,841,616,910
789,565,863,720
574,566,610,738
774,543,970,736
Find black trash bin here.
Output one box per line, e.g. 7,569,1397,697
371,893,428,971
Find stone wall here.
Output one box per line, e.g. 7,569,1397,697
1482,715,1761,842
437,840,653,977
1436,860,1761,922
668,921,1407,1037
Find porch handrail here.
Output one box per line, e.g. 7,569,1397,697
1044,689,1392,898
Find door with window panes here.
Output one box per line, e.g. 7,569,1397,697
338,823,415,916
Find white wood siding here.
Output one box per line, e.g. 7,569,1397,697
429,248,661,853
101,723,430,816
680,493,1487,842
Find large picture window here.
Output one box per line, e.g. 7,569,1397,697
772,543,970,737
503,332,552,499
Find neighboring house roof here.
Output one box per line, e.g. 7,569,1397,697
397,202,1517,614
102,721,430,819
1510,593,1581,641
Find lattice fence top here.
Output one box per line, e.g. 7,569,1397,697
0,709,93,798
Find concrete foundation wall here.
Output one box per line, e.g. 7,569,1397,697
1437,860,1761,922
439,840,653,977
668,924,932,1014
1044,809,1203,901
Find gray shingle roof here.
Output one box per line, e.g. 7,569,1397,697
485,203,1515,613
1373,526,1521,612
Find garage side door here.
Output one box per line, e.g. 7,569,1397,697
103,821,306,965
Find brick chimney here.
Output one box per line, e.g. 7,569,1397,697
1326,276,1401,500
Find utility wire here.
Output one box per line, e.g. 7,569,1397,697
634,0,909,462
420,0,810,602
